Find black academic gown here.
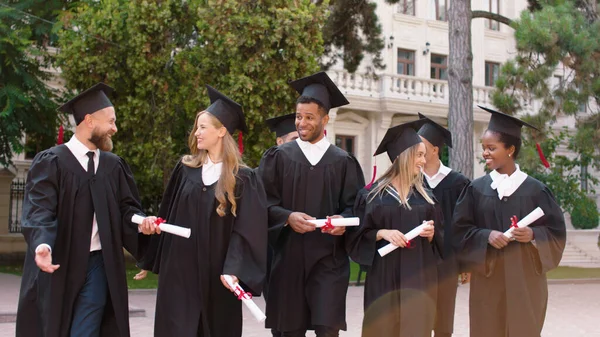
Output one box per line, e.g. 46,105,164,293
452,175,566,337
17,145,145,337
147,162,267,337
425,170,470,334
257,142,364,332
348,185,444,337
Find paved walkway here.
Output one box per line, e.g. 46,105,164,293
1,273,599,336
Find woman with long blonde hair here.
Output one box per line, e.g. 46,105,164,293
348,120,443,337
141,85,268,337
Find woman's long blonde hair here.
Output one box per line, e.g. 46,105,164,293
368,142,434,209
182,111,246,217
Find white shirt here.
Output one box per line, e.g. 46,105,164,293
296,137,330,166
36,136,101,254
489,165,528,199
202,156,222,185
423,162,452,189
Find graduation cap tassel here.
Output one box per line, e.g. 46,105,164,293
535,143,550,168
238,132,244,155
57,125,64,145
324,129,327,136
365,165,377,189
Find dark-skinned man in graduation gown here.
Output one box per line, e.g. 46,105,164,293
452,106,566,337
257,72,365,337
417,113,470,337
16,83,156,337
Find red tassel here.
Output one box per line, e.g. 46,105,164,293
365,165,377,189
536,143,550,168
324,129,327,136
238,132,244,155
57,125,64,145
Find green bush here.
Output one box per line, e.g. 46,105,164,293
571,196,599,229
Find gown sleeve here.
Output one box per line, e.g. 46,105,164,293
136,161,185,272
452,183,493,275
20,150,60,255
256,146,292,244
529,186,566,273
339,154,366,218
222,169,268,295
346,188,380,266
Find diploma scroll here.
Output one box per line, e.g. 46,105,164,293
378,222,429,257
223,275,266,322
503,207,545,239
131,215,191,239
307,217,360,228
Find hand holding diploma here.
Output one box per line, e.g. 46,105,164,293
131,215,191,238
221,275,267,322
378,220,434,257
315,215,360,236
503,207,544,239
287,212,317,234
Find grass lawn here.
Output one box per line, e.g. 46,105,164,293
2,263,599,289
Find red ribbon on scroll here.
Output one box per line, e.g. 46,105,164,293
321,217,334,232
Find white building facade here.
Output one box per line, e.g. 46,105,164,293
324,0,569,181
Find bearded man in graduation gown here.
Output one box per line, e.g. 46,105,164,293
16,83,156,337
417,114,470,337
258,72,365,337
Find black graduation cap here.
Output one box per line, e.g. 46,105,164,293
58,83,114,125
266,113,296,137
374,119,428,162
417,113,452,148
478,105,538,138
206,85,247,134
289,71,349,111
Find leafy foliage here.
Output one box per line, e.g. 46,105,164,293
0,1,61,166
320,0,385,73
492,0,600,218
55,0,325,212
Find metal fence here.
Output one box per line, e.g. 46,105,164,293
8,179,25,233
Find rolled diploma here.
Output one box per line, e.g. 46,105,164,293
503,207,545,239
378,222,428,257
306,217,360,227
131,214,191,239
223,275,266,322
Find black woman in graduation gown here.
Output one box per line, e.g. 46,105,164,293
17,83,154,337
258,72,364,336
142,86,268,337
417,113,470,337
452,106,566,337
347,120,444,337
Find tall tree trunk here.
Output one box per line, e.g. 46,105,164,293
448,0,474,179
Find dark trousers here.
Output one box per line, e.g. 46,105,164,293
70,251,108,337
279,326,339,337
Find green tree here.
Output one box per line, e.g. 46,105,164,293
320,0,385,73
56,0,326,211
0,2,59,167
492,0,600,224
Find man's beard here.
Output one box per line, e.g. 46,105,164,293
89,129,113,152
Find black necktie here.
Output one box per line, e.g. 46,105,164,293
86,151,95,178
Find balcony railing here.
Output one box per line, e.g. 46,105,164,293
327,69,541,114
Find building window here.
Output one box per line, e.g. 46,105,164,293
397,49,415,76
485,62,500,86
484,0,500,31
429,0,449,21
336,135,356,155
430,54,448,80
581,164,588,192
552,75,563,108
397,0,416,15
